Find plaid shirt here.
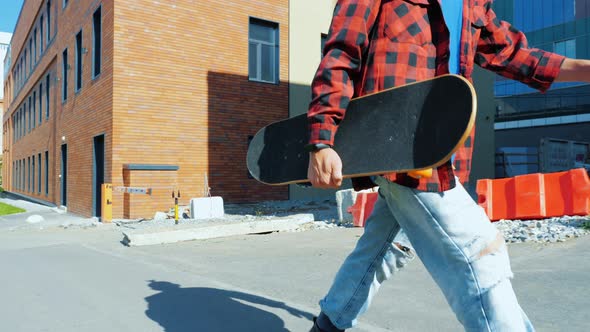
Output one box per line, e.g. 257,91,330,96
308,0,565,192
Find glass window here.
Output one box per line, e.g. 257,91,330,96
93,6,102,78
45,151,49,195
28,98,31,133
32,92,36,129
248,18,279,83
565,0,575,22
46,74,50,118
542,0,552,28
33,28,38,61
524,0,533,31
28,157,31,192
554,38,576,58
62,48,68,101
553,0,564,26
32,156,35,194
38,153,42,193
39,84,43,124
47,0,52,42
533,2,543,30
76,31,83,91
40,16,44,53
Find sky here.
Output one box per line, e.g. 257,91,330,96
0,0,25,33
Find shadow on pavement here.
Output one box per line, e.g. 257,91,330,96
145,280,313,331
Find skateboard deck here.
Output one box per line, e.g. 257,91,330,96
247,74,477,185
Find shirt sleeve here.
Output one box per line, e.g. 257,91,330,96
474,4,565,92
307,0,382,146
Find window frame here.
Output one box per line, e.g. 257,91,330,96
92,5,102,79
248,17,280,84
75,29,83,92
62,48,68,102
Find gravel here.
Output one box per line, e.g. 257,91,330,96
494,216,590,244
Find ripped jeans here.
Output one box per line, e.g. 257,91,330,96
319,177,534,331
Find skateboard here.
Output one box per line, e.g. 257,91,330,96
247,74,477,185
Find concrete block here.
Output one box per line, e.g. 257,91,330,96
153,212,168,221
336,188,379,223
336,189,357,223
190,197,224,219
122,214,315,246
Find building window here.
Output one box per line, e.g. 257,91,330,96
46,74,50,118
63,0,68,8
39,84,43,124
28,157,31,192
248,18,279,84
29,38,33,70
32,92,36,129
18,160,21,190
62,48,68,101
24,50,27,78
34,28,38,62
554,39,576,58
93,6,102,78
75,30,83,91
40,15,44,53
28,97,32,132
21,107,25,137
47,0,51,43
38,153,42,193
32,156,35,194
45,151,49,195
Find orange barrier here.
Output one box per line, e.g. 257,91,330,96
476,168,590,221
347,192,379,227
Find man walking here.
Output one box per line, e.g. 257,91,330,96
306,1,590,331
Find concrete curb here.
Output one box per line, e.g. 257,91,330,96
122,214,315,246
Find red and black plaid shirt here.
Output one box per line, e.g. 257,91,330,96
308,0,565,192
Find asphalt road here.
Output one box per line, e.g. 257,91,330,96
0,224,588,331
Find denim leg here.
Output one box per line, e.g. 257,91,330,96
375,177,534,331
319,191,415,330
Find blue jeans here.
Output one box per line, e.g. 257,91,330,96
320,177,534,331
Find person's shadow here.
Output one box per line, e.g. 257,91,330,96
145,280,314,331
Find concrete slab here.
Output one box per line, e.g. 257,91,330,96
336,188,378,223
122,214,315,246
190,196,224,219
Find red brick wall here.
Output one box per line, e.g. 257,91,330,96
4,0,114,216
111,0,289,218
5,0,289,218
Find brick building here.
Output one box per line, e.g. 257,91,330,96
1,32,11,166
3,0,289,219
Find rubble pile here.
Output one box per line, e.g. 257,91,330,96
494,216,590,243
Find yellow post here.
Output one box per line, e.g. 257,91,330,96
102,183,113,223
172,190,179,224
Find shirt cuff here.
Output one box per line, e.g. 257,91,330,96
531,52,566,93
308,122,337,146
